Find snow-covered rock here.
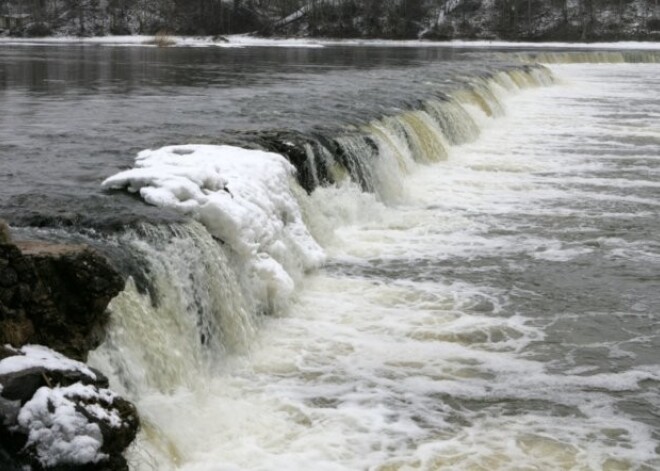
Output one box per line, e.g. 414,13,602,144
0,345,139,471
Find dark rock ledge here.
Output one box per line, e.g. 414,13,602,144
0,222,124,361
0,220,138,470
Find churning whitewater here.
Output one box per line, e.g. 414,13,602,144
89,61,660,470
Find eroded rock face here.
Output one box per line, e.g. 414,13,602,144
0,346,139,471
0,223,125,361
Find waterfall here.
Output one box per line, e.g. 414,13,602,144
249,65,554,203
89,63,559,469
90,222,258,396
93,63,556,385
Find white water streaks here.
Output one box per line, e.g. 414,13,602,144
94,62,660,470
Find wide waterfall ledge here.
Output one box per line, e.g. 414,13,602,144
102,144,326,312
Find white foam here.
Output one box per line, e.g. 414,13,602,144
103,144,325,311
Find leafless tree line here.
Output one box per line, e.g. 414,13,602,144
0,0,657,38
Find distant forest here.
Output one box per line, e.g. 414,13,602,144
0,0,658,40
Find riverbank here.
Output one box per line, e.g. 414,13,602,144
1,0,658,43
2,34,660,49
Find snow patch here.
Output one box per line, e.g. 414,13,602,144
0,345,96,379
16,384,110,467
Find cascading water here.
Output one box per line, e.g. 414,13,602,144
86,57,660,470
254,66,553,200
90,223,258,392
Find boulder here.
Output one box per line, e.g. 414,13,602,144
0,221,125,361
0,346,139,471
0,365,109,405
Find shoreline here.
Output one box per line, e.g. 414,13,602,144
1,34,660,50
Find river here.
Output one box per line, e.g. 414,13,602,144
1,42,659,470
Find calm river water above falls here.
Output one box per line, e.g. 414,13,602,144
1,44,659,470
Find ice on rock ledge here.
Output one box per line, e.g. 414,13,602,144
102,144,325,309
0,345,97,378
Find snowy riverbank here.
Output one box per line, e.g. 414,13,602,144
1,34,660,50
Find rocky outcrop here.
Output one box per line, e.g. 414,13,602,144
0,222,138,470
231,129,334,194
0,224,125,361
0,345,139,471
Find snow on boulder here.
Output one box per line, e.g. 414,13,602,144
0,345,139,471
0,345,98,380
103,144,326,311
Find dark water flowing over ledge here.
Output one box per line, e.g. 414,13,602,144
1,45,660,469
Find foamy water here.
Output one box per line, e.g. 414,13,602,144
88,62,660,470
